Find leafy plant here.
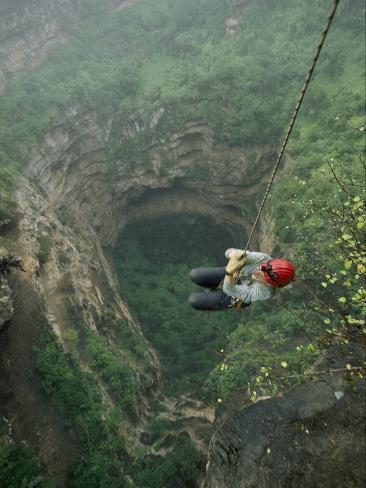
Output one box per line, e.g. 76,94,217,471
0,443,43,488
34,313,127,486
84,330,138,410
37,234,53,265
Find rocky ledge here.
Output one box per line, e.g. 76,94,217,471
205,340,366,488
0,247,25,330
0,278,13,331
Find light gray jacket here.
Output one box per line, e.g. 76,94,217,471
223,249,275,303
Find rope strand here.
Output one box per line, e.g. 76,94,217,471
245,0,340,251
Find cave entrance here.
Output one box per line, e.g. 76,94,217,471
113,213,243,397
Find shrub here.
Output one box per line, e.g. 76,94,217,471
37,234,53,265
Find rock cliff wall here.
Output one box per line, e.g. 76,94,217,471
25,107,275,248
0,174,161,477
0,278,13,330
204,341,366,487
0,101,274,477
0,1,291,482
0,90,277,476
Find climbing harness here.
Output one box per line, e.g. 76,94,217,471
244,0,340,251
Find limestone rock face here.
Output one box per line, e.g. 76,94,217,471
0,278,13,330
0,176,162,478
204,341,366,488
25,107,276,249
13,178,161,394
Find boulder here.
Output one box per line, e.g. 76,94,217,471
205,341,366,488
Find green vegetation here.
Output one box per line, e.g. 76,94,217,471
204,154,364,399
84,329,138,410
131,434,204,488
37,234,53,265
146,417,174,443
34,313,127,487
0,443,44,488
60,292,152,406
34,314,207,488
0,0,363,250
1,0,364,483
34,309,204,486
113,214,242,396
0,166,18,228
1,0,363,167
110,0,364,401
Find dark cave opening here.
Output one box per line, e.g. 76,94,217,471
113,213,244,396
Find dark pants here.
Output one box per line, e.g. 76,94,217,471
188,267,232,311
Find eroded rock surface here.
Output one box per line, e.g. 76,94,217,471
0,278,13,330
0,247,25,330
0,177,161,479
25,107,276,248
205,341,366,488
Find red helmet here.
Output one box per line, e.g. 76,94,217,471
260,259,296,287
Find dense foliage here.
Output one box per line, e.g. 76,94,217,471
0,443,44,488
0,0,364,485
131,434,205,488
110,0,364,402
113,214,242,396
34,314,128,487
83,328,138,410
1,0,363,166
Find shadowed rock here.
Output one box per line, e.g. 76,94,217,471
0,278,14,330
205,341,366,488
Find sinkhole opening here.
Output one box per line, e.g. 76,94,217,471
113,213,244,397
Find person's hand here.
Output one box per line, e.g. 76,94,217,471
226,250,247,275
226,249,235,259
233,271,240,280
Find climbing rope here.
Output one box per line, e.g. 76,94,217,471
244,0,340,251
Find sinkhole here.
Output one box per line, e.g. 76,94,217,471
113,213,244,397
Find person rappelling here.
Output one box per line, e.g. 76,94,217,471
188,249,295,311
187,0,339,313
